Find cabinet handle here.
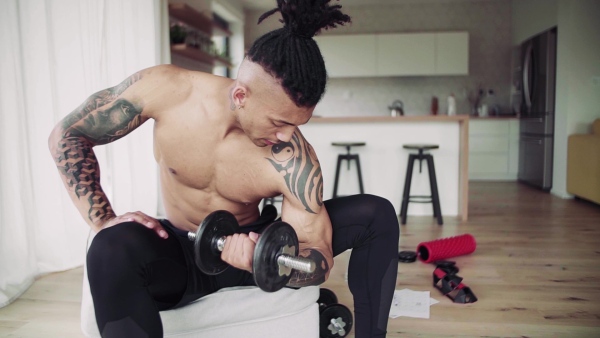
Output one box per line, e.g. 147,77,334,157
522,138,542,145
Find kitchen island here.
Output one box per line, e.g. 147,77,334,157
298,115,469,221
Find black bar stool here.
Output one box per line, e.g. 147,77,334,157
399,144,443,225
332,142,366,198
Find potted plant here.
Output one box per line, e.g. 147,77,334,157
170,24,187,45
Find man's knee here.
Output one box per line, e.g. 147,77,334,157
361,194,400,237
87,222,157,277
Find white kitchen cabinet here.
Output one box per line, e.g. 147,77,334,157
314,34,377,78
435,32,469,75
469,119,520,180
316,31,468,78
377,33,436,76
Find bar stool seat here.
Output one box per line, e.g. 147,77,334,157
403,144,439,151
400,144,443,225
332,142,366,198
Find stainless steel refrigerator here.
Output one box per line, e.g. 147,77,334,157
518,27,557,191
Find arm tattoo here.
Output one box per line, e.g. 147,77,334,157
266,132,323,213
61,73,144,144
287,249,329,287
51,73,143,223
54,138,115,223
62,73,142,133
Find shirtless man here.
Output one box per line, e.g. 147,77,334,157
48,1,399,337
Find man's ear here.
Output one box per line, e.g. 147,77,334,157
231,85,247,108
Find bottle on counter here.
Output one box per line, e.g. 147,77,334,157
431,96,439,115
478,89,494,117
447,94,456,116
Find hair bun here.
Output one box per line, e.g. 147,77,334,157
258,0,351,38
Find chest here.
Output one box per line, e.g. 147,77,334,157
153,118,277,202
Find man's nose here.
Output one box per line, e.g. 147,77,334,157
276,127,295,143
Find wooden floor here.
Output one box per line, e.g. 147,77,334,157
1,182,600,337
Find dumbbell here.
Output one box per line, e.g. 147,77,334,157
187,210,316,292
318,288,353,338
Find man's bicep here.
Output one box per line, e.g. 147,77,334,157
267,130,324,214
60,71,146,145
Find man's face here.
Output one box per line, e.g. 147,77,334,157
233,60,315,147
239,95,314,147
233,82,313,147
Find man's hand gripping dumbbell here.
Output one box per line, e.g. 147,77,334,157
187,210,316,292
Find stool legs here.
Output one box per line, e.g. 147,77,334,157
400,154,443,225
332,155,344,198
354,154,365,194
332,154,365,198
426,155,443,225
400,154,416,225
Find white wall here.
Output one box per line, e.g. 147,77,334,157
553,0,600,198
512,0,558,44
512,0,600,198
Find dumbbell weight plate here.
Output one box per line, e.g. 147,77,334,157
318,288,338,310
253,221,299,292
320,304,353,338
194,210,239,275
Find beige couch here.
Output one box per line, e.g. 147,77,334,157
567,118,600,205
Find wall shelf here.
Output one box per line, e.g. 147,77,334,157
169,3,212,35
168,3,232,68
214,55,233,68
171,44,232,68
171,44,214,65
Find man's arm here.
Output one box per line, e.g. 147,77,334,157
48,65,180,232
267,130,334,286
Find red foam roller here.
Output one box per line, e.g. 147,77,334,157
416,234,476,263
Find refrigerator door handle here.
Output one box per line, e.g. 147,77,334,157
521,137,542,145
523,43,533,109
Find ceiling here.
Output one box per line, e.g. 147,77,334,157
240,0,495,12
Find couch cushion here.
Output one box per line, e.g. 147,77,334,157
161,286,319,335
567,122,600,205
592,118,600,135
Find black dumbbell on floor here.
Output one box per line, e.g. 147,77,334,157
318,288,353,338
187,210,316,292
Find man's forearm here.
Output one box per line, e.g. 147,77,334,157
287,248,330,287
50,135,115,230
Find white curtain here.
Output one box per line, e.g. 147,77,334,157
0,0,170,308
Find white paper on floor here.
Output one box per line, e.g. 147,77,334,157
389,289,439,319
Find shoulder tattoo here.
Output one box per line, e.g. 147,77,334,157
61,73,144,144
266,132,323,214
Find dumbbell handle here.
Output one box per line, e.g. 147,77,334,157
277,254,315,273
187,233,316,273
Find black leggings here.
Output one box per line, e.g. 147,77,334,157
87,194,399,338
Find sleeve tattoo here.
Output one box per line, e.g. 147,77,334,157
51,74,144,223
266,132,323,214
266,131,329,286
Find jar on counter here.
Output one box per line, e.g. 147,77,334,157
447,94,456,116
